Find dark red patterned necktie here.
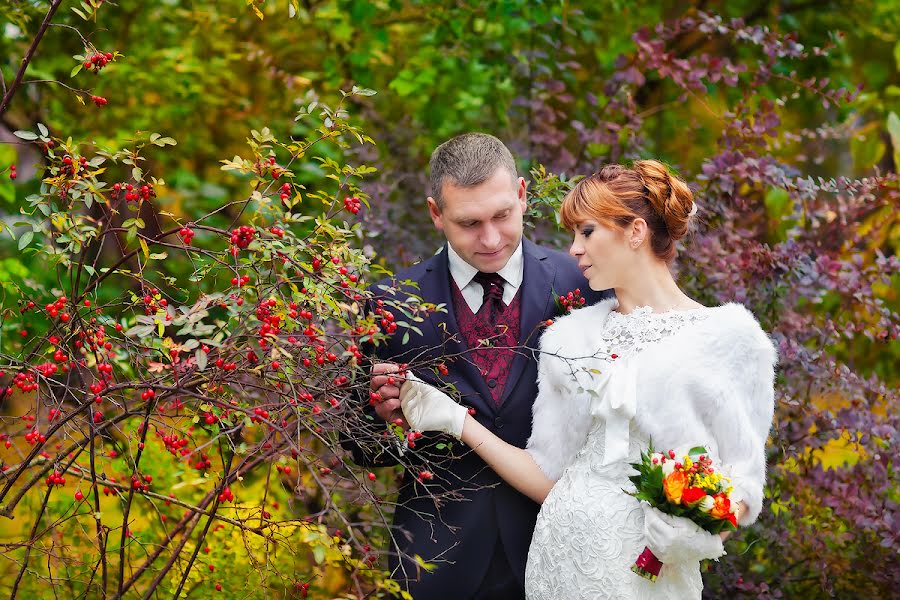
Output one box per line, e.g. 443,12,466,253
473,271,506,325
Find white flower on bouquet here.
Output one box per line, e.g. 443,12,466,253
698,496,714,513
661,459,676,477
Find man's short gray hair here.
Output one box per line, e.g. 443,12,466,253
429,133,518,209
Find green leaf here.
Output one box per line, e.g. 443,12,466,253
887,112,900,169
37,123,48,137
13,130,38,141
70,63,83,77
18,231,33,250
850,133,885,170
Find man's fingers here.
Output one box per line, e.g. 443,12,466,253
374,398,401,421
371,375,403,393
371,362,401,376
370,369,406,394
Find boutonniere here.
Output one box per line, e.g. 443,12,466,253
552,288,586,317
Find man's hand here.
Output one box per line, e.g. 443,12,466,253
369,362,407,428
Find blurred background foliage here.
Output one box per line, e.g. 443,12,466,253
1,0,897,597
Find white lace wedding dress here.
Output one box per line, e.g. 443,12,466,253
525,306,713,600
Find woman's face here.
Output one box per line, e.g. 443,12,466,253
568,220,633,291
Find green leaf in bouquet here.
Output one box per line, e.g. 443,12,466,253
687,446,708,457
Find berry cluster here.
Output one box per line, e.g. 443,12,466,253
179,227,195,244
373,301,398,334
343,196,361,214
112,182,155,203
131,474,152,492
9,371,39,394
25,429,46,445
230,225,255,250
8,164,16,180
90,95,108,107
279,182,291,202
44,295,69,319
46,470,66,487
557,288,586,313
140,288,168,316
231,274,251,287
191,453,212,471
217,486,234,503
158,431,191,456
83,52,115,73
60,155,89,178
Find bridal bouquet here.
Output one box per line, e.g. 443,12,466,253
628,446,737,582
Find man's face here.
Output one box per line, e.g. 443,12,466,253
428,168,527,273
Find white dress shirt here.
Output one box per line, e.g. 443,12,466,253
446,241,524,314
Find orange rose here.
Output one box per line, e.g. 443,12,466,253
710,493,732,520
681,486,707,506
663,470,687,504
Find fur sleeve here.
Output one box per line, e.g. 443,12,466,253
711,318,777,526
525,317,596,481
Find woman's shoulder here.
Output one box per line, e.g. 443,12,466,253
700,303,777,365
540,297,618,353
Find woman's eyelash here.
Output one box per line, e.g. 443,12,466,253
582,227,594,237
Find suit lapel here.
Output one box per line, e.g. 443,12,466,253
498,240,556,407
420,246,497,415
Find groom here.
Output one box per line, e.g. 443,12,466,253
343,133,609,599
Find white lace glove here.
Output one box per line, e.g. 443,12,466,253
641,504,726,564
399,372,467,439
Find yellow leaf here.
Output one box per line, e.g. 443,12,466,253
139,237,149,259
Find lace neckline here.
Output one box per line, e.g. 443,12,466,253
609,305,711,319
601,305,712,359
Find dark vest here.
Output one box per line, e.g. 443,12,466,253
450,278,522,405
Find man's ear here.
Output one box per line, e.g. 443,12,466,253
427,197,444,231
517,177,527,211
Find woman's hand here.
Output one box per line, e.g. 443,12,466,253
399,373,467,439
641,504,726,564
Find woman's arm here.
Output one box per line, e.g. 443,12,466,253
459,414,555,504
400,375,555,504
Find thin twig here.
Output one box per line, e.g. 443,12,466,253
0,0,64,116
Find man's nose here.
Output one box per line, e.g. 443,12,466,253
481,225,501,249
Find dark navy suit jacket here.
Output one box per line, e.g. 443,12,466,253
343,238,611,599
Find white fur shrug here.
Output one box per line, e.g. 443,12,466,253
525,298,777,526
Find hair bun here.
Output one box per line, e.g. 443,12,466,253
633,159,694,241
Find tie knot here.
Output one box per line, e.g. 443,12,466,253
473,271,505,304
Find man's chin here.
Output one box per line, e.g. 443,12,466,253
473,252,509,272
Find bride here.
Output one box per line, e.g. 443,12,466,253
398,160,777,598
